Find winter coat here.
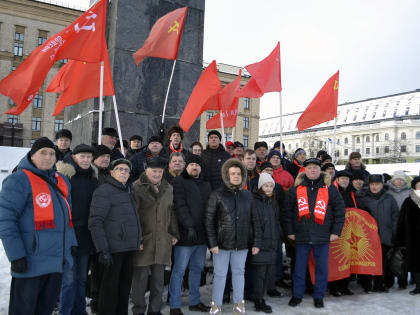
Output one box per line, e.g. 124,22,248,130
163,168,180,186
110,147,124,161
201,145,231,190
132,173,179,267
173,170,211,246
283,172,346,245
395,190,420,272
130,148,168,181
386,180,410,209
0,154,77,278
336,183,359,208
286,160,304,179
126,148,142,160
57,157,99,256
272,166,294,191
358,189,399,246
88,176,142,254
205,159,262,251
162,145,189,160
91,163,110,185
344,163,370,182
250,191,281,265
55,146,72,162
245,168,259,192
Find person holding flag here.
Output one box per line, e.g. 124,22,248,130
283,158,345,308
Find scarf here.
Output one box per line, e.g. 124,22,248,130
334,180,357,208
294,160,305,174
297,184,329,224
23,169,73,230
170,142,183,153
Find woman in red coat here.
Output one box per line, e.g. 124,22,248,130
268,150,294,191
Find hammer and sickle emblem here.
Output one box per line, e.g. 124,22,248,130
74,11,97,33
168,20,180,34
317,200,326,210
334,80,339,90
298,197,307,207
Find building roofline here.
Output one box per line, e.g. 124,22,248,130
31,0,85,12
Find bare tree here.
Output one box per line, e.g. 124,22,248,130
301,133,328,158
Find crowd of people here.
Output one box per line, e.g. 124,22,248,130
0,125,419,315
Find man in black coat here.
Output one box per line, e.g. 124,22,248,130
56,144,99,314
286,148,307,180
283,158,345,308
201,130,231,190
126,135,143,159
168,155,212,315
55,129,72,161
243,149,259,192
101,127,125,161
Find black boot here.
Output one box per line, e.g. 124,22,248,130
288,296,302,307
255,299,272,313
314,298,324,308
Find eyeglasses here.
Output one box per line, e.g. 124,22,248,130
114,167,130,173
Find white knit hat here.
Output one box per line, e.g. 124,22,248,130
258,172,275,189
391,170,407,183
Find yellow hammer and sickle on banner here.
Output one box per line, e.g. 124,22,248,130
334,80,339,90
168,20,180,34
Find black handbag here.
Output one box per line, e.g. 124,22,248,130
387,247,407,278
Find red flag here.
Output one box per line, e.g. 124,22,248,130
133,7,188,65
206,98,239,129
296,71,339,131
0,0,107,115
179,61,222,132
47,45,115,116
309,208,382,283
236,42,281,98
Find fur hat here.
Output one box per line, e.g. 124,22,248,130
349,151,361,160
55,129,72,140
93,145,112,161
352,170,365,181
148,136,163,145
72,144,94,155
254,141,268,151
168,125,184,139
368,174,384,184
102,127,118,138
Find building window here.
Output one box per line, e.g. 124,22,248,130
385,146,390,154
401,132,407,140
344,149,348,156
366,136,370,143
376,135,379,142
206,112,214,121
376,147,380,154
385,133,389,141
244,98,250,110
366,148,370,154
405,106,410,115
7,115,18,124
15,31,24,41
54,119,64,132
344,137,348,144
38,36,47,46
243,117,249,129
60,59,69,64
243,136,248,148
416,131,420,139
32,117,41,131
401,145,407,153
416,145,420,153
9,98,15,106
356,137,360,144
33,94,43,108
13,30,24,57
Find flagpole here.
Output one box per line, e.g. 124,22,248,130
161,59,177,125
98,61,104,145
112,95,125,157
232,127,236,142
279,91,283,155
220,111,226,147
333,117,337,162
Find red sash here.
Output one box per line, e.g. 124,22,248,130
23,169,73,230
170,142,183,153
296,184,329,224
294,160,305,174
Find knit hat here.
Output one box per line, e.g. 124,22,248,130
129,134,143,142
349,151,361,160
168,125,184,139
185,154,202,167
294,148,306,158
110,158,132,171
260,161,274,172
93,144,112,161
258,172,275,189
72,144,94,155
303,158,321,167
30,137,55,157
335,170,353,179
225,141,235,148
102,127,118,138
254,141,268,151
411,176,420,189
316,150,327,159
391,171,406,183
267,150,281,161
321,163,335,171
148,135,163,145
352,170,365,181
321,154,332,163
55,129,72,140
146,157,166,169
208,130,222,141
234,141,244,148
368,174,384,184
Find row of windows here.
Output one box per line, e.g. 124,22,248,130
13,29,48,57
30,118,63,131
205,133,248,147
206,112,249,129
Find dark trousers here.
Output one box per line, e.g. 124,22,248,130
88,253,104,306
293,243,329,299
253,264,275,300
98,251,134,315
244,252,254,298
359,244,391,290
329,277,350,293
9,273,62,315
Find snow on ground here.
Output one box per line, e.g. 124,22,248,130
1,242,420,314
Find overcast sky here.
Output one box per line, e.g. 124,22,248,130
59,0,420,118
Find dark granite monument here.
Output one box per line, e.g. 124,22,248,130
65,0,205,147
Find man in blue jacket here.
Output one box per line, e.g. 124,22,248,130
0,137,77,315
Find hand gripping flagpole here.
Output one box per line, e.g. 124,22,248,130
112,95,125,157
161,59,177,125
98,61,104,145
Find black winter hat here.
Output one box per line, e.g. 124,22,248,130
168,125,184,139
321,163,335,171
267,150,281,161
30,137,55,157
335,170,353,179
352,170,365,181
110,158,132,170
234,141,244,148
146,157,166,169
55,129,72,140
102,127,118,138
129,135,143,142
349,151,362,160
254,141,268,150
368,174,384,184
93,144,112,161
72,144,94,155
260,161,274,172
321,154,332,162
185,154,202,167
208,130,222,141
303,158,321,167
148,136,163,145
273,141,285,150
316,150,328,159
411,176,420,189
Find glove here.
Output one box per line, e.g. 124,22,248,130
71,246,78,256
187,228,198,243
98,251,113,266
11,257,27,273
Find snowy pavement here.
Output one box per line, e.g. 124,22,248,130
1,242,420,314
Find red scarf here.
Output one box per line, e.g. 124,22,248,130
170,142,183,153
294,160,305,174
23,170,73,230
296,184,329,225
